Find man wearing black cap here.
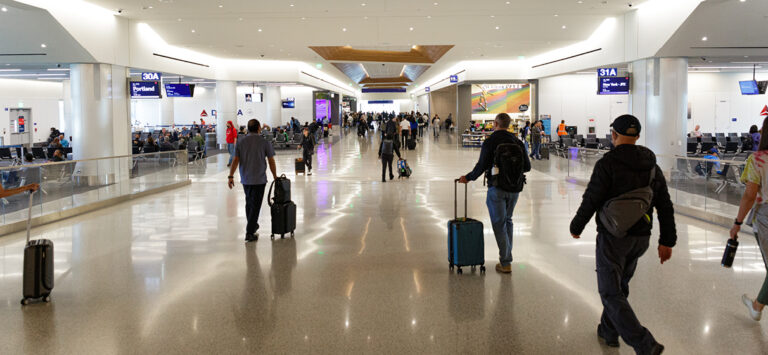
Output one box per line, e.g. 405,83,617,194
569,115,676,354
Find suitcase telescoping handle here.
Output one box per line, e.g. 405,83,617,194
25,190,36,244
454,179,467,220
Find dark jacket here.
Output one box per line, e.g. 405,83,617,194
569,144,677,247
466,130,531,182
300,135,315,154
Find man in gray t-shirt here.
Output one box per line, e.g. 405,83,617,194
228,119,277,242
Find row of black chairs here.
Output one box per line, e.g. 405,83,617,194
687,135,752,155
261,131,305,149
0,147,72,163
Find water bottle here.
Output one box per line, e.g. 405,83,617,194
721,238,739,268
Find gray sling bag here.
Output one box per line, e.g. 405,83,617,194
598,167,655,238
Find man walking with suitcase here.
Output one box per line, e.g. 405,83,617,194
228,119,278,242
459,113,530,273
569,115,675,354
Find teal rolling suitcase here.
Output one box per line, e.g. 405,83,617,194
448,180,485,274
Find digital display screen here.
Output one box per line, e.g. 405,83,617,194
739,80,760,95
598,77,630,95
130,81,161,98
282,100,295,109
165,84,195,97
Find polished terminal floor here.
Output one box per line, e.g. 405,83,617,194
1,130,767,354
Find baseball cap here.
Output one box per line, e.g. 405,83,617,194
610,114,641,137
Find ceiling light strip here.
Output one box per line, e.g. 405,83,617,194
0,53,47,56
531,48,602,69
152,53,210,68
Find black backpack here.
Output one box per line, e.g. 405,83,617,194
385,120,397,137
381,139,394,155
492,142,526,193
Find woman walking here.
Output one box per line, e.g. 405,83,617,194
731,117,768,321
226,120,238,167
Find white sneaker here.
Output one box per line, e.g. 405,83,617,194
742,294,762,321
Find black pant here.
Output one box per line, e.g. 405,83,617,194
243,184,267,235
303,151,313,170
381,154,394,181
596,233,658,353
418,126,424,137
401,130,409,147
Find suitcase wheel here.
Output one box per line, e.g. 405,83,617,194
271,234,275,240
291,232,295,238
480,266,486,274
21,298,28,306
457,268,463,275
44,296,51,303
281,234,285,239
449,263,454,271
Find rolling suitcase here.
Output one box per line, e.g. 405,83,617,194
21,191,53,305
447,180,485,274
268,176,296,240
270,201,296,240
295,157,305,175
407,138,417,150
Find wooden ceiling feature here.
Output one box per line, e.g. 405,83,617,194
331,63,367,83
402,65,429,82
359,76,411,84
310,45,454,64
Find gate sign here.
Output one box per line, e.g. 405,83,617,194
450,75,458,83
425,87,430,93
597,68,618,77
200,110,208,117
142,72,161,81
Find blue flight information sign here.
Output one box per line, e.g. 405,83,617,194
598,77,630,95
165,84,194,97
130,81,161,98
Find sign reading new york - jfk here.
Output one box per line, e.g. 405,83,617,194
142,72,162,81
597,68,618,77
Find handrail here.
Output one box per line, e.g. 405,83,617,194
0,150,187,171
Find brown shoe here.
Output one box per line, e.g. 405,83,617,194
495,263,512,273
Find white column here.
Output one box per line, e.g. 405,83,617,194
216,80,237,147
265,86,281,128
61,79,72,137
630,58,688,169
70,63,131,183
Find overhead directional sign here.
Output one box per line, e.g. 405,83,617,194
597,68,618,77
141,72,162,81
425,87,430,93
450,75,458,83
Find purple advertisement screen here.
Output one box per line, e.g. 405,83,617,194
315,99,331,122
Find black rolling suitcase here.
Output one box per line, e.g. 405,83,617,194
21,191,53,305
407,138,416,150
295,158,305,175
268,177,296,240
540,144,550,160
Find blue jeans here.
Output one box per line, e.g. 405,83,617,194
486,187,520,266
227,143,235,165
530,142,541,159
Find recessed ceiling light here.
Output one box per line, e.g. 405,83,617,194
562,25,567,29
506,1,510,4
148,5,153,9
490,15,495,18
409,27,414,31
427,15,431,19
1,7,7,12
40,44,47,48
361,3,366,6
258,28,262,32
218,4,223,8
177,18,182,21
433,2,438,5
290,3,294,7
577,1,583,3
495,26,500,30
301,17,306,20
191,29,196,33
363,16,368,19
342,28,347,32
701,36,708,41
554,14,559,17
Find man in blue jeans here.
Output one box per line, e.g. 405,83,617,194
459,113,531,273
